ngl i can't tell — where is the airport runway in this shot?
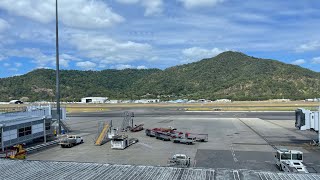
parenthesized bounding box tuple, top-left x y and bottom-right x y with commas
(68, 108, 295, 120)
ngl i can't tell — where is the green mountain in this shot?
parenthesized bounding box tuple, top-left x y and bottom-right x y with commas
(0, 51, 319, 101)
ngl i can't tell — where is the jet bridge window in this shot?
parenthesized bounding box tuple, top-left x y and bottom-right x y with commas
(292, 154, 303, 160)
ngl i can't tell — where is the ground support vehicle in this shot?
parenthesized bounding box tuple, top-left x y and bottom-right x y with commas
(173, 138, 195, 145)
(155, 132, 171, 141)
(59, 135, 83, 148)
(167, 154, 191, 167)
(111, 135, 138, 150)
(0, 144, 26, 159)
(185, 133, 208, 142)
(275, 149, 308, 173)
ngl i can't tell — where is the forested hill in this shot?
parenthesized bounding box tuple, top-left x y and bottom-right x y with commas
(0, 51, 319, 101)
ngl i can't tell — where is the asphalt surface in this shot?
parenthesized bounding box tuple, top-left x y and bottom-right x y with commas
(28, 108, 320, 172)
(68, 108, 295, 120)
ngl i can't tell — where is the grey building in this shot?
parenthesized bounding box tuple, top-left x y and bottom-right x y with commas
(0, 107, 53, 151)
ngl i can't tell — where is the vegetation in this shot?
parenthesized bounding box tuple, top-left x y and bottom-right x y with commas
(0, 51, 319, 101)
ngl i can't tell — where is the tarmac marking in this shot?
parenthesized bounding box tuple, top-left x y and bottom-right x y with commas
(230, 145, 238, 162)
(233, 170, 240, 180)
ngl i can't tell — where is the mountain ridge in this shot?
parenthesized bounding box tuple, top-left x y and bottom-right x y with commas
(1, 51, 319, 101)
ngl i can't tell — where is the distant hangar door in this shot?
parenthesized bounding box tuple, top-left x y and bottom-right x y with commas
(86, 99, 93, 103)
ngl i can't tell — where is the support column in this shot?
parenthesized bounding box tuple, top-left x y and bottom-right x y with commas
(1, 126, 4, 152)
(43, 119, 47, 143)
(318, 106, 320, 144)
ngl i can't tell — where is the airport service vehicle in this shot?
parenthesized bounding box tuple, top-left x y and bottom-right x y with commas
(173, 138, 195, 145)
(59, 135, 83, 148)
(131, 124, 144, 132)
(111, 135, 139, 150)
(167, 154, 191, 167)
(185, 133, 208, 142)
(145, 129, 156, 137)
(0, 144, 26, 159)
(155, 131, 171, 141)
(275, 149, 308, 173)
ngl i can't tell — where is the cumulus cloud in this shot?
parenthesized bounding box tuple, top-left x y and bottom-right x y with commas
(14, 62, 22, 67)
(112, 64, 134, 70)
(291, 59, 306, 65)
(0, 0, 124, 29)
(8, 67, 18, 71)
(312, 57, 320, 64)
(296, 41, 320, 52)
(116, 0, 163, 16)
(177, 0, 224, 9)
(137, 65, 147, 69)
(76, 61, 97, 70)
(69, 33, 152, 64)
(0, 18, 9, 32)
(0, 54, 6, 61)
(3, 48, 78, 68)
(181, 47, 225, 63)
(3, 63, 10, 67)
(111, 64, 148, 70)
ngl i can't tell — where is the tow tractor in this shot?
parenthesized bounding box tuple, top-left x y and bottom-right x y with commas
(275, 149, 308, 173)
(0, 144, 27, 159)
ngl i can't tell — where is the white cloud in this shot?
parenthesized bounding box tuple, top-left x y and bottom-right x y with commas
(296, 41, 320, 52)
(3, 48, 78, 68)
(137, 65, 147, 69)
(0, 0, 124, 29)
(181, 47, 225, 63)
(112, 64, 135, 70)
(8, 67, 18, 71)
(116, 0, 163, 16)
(312, 57, 320, 64)
(111, 64, 148, 70)
(177, 0, 224, 9)
(14, 62, 22, 67)
(0, 18, 9, 32)
(0, 54, 6, 61)
(69, 33, 152, 64)
(291, 59, 306, 65)
(3, 62, 10, 67)
(76, 61, 97, 70)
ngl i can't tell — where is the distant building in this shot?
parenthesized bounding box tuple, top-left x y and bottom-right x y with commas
(215, 99, 232, 103)
(269, 99, 291, 102)
(305, 98, 319, 102)
(107, 100, 120, 104)
(134, 99, 160, 103)
(81, 97, 108, 103)
(174, 99, 188, 103)
(9, 100, 23, 104)
(187, 100, 197, 103)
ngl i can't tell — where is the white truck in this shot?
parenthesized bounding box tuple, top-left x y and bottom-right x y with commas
(167, 154, 191, 167)
(275, 149, 308, 173)
(59, 135, 83, 148)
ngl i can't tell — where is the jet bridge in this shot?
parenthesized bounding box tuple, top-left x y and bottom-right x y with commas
(295, 107, 320, 144)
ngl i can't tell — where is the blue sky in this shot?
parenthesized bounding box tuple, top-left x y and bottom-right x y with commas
(0, 0, 319, 78)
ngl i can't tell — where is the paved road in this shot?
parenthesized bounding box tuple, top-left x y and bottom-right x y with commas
(68, 108, 295, 120)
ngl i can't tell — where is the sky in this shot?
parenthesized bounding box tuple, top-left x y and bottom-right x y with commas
(0, 0, 319, 77)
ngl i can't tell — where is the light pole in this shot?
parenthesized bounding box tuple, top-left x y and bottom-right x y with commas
(55, 0, 61, 135)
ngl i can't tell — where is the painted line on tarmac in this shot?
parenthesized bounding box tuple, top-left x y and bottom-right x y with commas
(185, 111, 293, 113)
(230, 145, 238, 163)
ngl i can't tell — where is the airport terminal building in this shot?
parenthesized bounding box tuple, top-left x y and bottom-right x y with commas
(0, 107, 53, 151)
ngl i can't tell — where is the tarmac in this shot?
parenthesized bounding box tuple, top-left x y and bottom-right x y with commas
(27, 108, 320, 173)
